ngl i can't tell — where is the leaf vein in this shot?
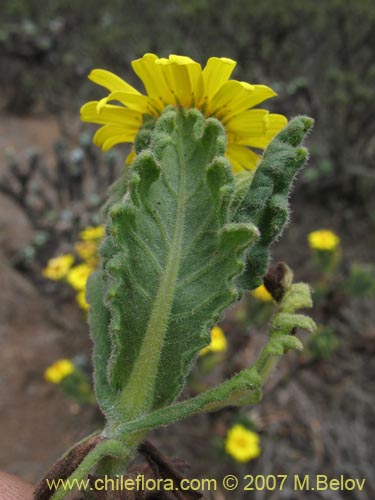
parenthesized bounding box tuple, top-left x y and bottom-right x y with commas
(177, 255, 226, 289)
(124, 267, 153, 303)
(127, 229, 163, 274)
(183, 210, 216, 255)
(161, 172, 177, 198)
(144, 201, 172, 249)
(172, 290, 227, 320)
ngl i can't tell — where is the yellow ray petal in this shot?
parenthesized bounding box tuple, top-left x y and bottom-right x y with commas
(80, 101, 107, 124)
(226, 144, 259, 172)
(96, 91, 157, 115)
(226, 109, 269, 138)
(170, 55, 204, 104)
(202, 57, 237, 105)
(207, 80, 252, 117)
(102, 134, 136, 151)
(221, 84, 277, 124)
(93, 125, 138, 149)
(89, 69, 140, 94)
(226, 156, 245, 174)
(266, 113, 288, 137)
(157, 56, 203, 107)
(211, 81, 276, 122)
(132, 53, 174, 108)
(234, 113, 288, 148)
(80, 101, 142, 127)
(157, 59, 191, 106)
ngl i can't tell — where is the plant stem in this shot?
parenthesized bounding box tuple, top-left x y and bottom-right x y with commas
(114, 346, 281, 438)
(49, 439, 128, 500)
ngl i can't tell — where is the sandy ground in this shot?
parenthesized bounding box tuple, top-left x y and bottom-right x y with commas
(0, 115, 99, 483)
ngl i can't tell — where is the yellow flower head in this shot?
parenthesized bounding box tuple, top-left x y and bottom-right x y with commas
(76, 290, 90, 311)
(66, 264, 94, 291)
(225, 424, 261, 463)
(81, 54, 287, 173)
(251, 283, 273, 302)
(44, 359, 75, 384)
(200, 325, 227, 356)
(42, 254, 74, 281)
(79, 225, 105, 241)
(308, 230, 340, 251)
(74, 240, 99, 260)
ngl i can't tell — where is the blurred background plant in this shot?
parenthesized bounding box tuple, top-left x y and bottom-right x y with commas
(44, 358, 95, 405)
(1, 0, 374, 212)
(304, 229, 375, 362)
(42, 224, 103, 311)
(0, 136, 122, 278)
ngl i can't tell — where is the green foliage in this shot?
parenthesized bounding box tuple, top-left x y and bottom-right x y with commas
(87, 111, 312, 429)
(113, 265, 316, 437)
(88, 107, 260, 421)
(234, 117, 313, 290)
(44, 111, 316, 497)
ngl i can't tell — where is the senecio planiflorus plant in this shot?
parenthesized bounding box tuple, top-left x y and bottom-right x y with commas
(36, 54, 316, 499)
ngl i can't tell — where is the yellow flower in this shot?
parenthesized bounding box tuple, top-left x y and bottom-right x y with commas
(81, 54, 287, 173)
(79, 225, 105, 241)
(45, 359, 75, 384)
(225, 424, 261, 462)
(74, 240, 98, 260)
(66, 264, 94, 291)
(42, 254, 74, 281)
(200, 326, 227, 356)
(308, 230, 340, 251)
(76, 290, 90, 311)
(251, 284, 273, 302)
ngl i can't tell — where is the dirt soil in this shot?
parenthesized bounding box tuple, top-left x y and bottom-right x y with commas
(0, 115, 99, 483)
(0, 114, 374, 499)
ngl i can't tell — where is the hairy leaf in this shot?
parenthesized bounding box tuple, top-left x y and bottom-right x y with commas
(89, 108, 259, 420)
(234, 116, 314, 290)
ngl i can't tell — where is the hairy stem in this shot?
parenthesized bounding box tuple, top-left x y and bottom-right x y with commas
(115, 342, 282, 438)
(49, 440, 128, 500)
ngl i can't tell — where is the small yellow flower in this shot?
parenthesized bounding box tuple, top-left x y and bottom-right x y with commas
(66, 264, 94, 291)
(74, 240, 98, 260)
(45, 359, 75, 384)
(225, 424, 261, 463)
(42, 254, 74, 281)
(200, 326, 227, 356)
(81, 54, 287, 173)
(251, 284, 273, 302)
(76, 290, 90, 311)
(79, 225, 105, 241)
(308, 230, 340, 251)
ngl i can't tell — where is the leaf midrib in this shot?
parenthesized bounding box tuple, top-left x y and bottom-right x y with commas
(120, 132, 187, 419)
